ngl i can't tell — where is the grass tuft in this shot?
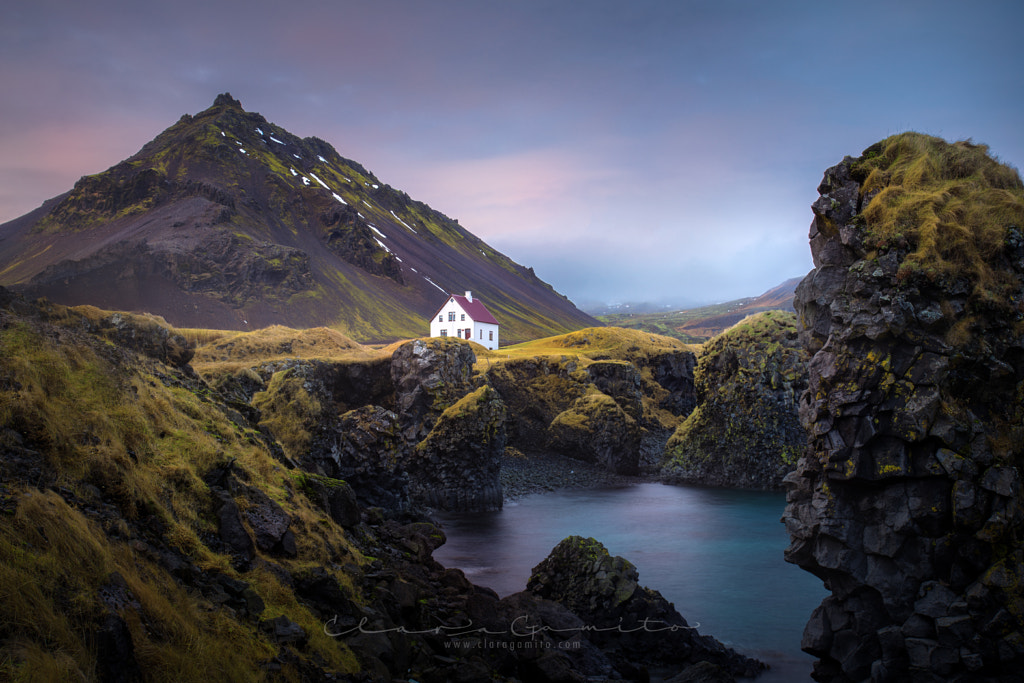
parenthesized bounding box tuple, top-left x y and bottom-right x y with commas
(853, 133, 1024, 303)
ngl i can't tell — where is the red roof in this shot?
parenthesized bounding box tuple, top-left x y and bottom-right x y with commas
(432, 293, 499, 325)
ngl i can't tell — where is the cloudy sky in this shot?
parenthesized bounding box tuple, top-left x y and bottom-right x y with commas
(2, 1, 1022, 308)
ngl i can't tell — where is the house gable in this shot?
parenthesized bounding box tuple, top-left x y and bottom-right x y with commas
(428, 291, 500, 350)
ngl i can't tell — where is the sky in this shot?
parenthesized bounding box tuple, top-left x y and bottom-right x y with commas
(2, 0, 1022, 309)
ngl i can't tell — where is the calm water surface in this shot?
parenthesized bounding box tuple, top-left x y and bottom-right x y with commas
(433, 482, 826, 681)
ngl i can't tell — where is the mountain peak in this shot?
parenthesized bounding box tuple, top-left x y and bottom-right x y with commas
(212, 92, 243, 109)
(0, 98, 599, 343)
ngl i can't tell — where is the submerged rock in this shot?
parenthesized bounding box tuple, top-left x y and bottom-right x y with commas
(784, 134, 1024, 682)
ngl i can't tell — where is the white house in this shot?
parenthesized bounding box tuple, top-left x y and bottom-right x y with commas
(429, 291, 500, 350)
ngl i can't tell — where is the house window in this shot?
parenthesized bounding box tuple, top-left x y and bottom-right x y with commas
(440, 330, 447, 337)
(479, 330, 483, 339)
(438, 315, 443, 322)
(448, 312, 455, 322)
(461, 314, 465, 321)
(489, 331, 493, 341)
(456, 329, 461, 337)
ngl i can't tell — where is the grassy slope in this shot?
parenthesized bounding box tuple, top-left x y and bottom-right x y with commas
(0, 302, 362, 680)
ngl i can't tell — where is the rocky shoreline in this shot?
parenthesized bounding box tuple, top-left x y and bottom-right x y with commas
(500, 446, 647, 501)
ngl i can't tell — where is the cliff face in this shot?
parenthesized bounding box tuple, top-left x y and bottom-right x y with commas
(784, 134, 1024, 681)
(661, 310, 807, 489)
(483, 327, 697, 474)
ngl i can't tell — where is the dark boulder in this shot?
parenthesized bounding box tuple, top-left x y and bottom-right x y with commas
(528, 536, 765, 678)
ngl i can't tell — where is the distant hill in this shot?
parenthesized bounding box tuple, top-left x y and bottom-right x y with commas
(596, 277, 802, 343)
(0, 94, 598, 344)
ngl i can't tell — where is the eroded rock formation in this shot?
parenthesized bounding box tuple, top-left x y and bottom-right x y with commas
(662, 310, 807, 489)
(784, 134, 1024, 681)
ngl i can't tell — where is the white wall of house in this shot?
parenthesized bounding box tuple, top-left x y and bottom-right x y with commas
(429, 296, 500, 350)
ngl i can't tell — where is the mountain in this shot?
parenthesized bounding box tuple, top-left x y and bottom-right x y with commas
(0, 94, 598, 343)
(596, 276, 801, 343)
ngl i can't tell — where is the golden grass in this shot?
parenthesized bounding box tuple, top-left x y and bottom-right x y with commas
(490, 326, 694, 363)
(853, 133, 1024, 302)
(0, 308, 371, 679)
(192, 324, 370, 364)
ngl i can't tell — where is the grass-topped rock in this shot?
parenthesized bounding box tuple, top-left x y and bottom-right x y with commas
(548, 390, 641, 475)
(785, 134, 1024, 681)
(662, 310, 808, 489)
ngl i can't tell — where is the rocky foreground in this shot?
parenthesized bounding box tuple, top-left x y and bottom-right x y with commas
(0, 289, 765, 681)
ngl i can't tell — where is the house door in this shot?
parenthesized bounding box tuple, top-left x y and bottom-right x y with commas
(465, 329, 471, 339)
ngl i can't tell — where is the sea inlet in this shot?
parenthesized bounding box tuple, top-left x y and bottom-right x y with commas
(434, 482, 827, 681)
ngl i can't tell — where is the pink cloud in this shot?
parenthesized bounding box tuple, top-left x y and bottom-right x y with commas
(401, 148, 620, 244)
(0, 119, 163, 222)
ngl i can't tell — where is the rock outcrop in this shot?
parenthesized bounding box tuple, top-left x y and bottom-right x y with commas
(662, 310, 807, 489)
(406, 385, 507, 511)
(528, 536, 765, 679)
(249, 338, 505, 512)
(390, 337, 478, 442)
(484, 335, 698, 476)
(548, 391, 641, 475)
(784, 134, 1024, 681)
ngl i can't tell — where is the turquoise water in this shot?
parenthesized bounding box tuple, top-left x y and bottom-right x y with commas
(433, 482, 826, 681)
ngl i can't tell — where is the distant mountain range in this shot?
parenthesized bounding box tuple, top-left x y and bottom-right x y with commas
(596, 277, 801, 343)
(0, 94, 598, 344)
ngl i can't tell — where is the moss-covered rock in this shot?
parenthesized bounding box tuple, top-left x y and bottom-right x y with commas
(484, 355, 590, 450)
(661, 310, 808, 489)
(407, 385, 507, 511)
(548, 391, 641, 475)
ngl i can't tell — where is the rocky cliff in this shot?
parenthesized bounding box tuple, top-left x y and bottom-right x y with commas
(242, 337, 503, 513)
(0, 289, 757, 681)
(662, 310, 807, 489)
(784, 134, 1024, 681)
(484, 327, 698, 475)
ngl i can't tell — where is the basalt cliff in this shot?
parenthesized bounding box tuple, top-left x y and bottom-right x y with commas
(784, 133, 1024, 681)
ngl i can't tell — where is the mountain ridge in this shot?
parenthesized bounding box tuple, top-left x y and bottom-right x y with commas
(0, 94, 598, 344)
(596, 276, 801, 342)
